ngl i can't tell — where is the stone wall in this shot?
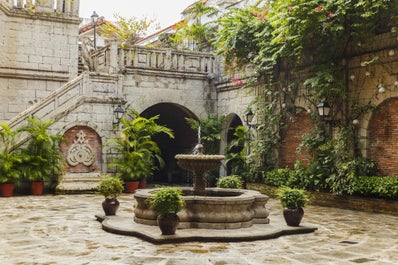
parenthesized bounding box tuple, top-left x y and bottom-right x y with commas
(0, 0, 80, 120)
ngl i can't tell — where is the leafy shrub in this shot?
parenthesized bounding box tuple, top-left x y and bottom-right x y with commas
(352, 176, 398, 200)
(149, 187, 185, 216)
(97, 176, 124, 199)
(216, 175, 243, 189)
(277, 186, 309, 209)
(263, 168, 292, 187)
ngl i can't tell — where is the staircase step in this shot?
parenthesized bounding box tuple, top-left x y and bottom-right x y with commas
(56, 173, 101, 194)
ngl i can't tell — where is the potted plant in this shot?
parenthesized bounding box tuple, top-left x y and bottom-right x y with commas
(216, 175, 243, 189)
(277, 186, 309, 226)
(19, 117, 65, 195)
(109, 109, 174, 193)
(0, 123, 22, 197)
(149, 187, 185, 235)
(97, 176, 124, 215)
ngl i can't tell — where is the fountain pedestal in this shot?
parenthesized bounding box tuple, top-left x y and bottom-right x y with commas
(175, 154, 224, 195)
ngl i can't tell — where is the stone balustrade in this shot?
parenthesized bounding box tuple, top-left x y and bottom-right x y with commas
(93, 43, 216, 75)
(2, 0, 79, 15)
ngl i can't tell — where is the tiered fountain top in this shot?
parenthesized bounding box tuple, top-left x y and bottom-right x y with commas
(174, 127, 224, 195)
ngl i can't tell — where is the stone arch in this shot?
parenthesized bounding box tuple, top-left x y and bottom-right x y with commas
(279, 107, 315, 168)
(368, 97, 398, 176)
(220, 113, 244, 175)
(140, 102, 198, 184)
(60, 125, 102, 173)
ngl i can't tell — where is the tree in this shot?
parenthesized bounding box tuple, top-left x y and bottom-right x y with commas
(100, 14, 159, 45)
(172, 1, 218, 50)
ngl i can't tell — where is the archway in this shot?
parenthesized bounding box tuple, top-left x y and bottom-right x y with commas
(368, 97, 398, 176)
(222, 113, 244, 175)
(141, 103, 198, 184)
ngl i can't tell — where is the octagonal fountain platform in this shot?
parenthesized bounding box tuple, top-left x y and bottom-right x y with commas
(97, 140, 316, 244)
(97, 186, 317, 244)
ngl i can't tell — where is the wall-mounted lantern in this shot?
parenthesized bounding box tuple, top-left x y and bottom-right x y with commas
(113, 105, 125, 125)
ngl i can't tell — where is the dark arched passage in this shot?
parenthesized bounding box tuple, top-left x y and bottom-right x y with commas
(141, 103, 198, 184)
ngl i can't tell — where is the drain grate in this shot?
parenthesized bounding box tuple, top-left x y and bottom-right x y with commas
(339, 240, 358, 244)
(350, 258, 377, 263)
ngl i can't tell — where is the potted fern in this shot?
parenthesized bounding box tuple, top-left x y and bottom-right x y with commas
(109, 109, 174, 193)
(97, 176, 124, 215)
(0, 123, 22, 197)
(278, 186, 309, 226)
(149, 187, 185, 235)
(19, 117, 64, 195)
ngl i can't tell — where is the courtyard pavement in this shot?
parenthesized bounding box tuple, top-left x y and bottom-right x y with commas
(0, 193, 397, 265)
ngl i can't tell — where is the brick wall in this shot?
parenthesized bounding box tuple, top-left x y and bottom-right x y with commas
(60, 126, 102, 173)
(368, 98, 398, 176)
(279, 109, 315, 168)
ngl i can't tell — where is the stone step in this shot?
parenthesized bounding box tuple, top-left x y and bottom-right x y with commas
(56, 173, 101, 194)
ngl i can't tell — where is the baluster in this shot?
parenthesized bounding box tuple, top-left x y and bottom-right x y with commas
(158, 52, 165, 69)
(126, 48, 133, 67)
(171, 53, 178, 70)
(71, 0, 79, 16)
(164, 49, 172, 70)
(16, 0, 23, 8)
(56, 0, 63, 12)
(151, 50, 157, 68)
(63, 0, 71, 14)
(118, 47, 125, 68)
(178, 53, 185, 71)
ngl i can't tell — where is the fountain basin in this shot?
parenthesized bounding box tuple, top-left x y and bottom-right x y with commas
(175, 154, 225, 173)
(134, 187, 270, 229)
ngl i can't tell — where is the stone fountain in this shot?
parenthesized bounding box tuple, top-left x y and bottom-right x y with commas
(133, 128, 270, 229)
(98, 129, 316, 243)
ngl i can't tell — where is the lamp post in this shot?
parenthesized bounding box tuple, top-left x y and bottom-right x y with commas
(91, 11, 99, 49)
(245, 109, 255, 154)
(113, 105, 125, 125)
(316, 102, 331, 120)
(317, 101, 339, 135)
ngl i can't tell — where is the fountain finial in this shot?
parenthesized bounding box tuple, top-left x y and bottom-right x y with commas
(198, 126, 201, 144)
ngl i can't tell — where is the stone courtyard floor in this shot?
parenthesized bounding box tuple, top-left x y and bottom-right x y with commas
(0, 193, 397, 265)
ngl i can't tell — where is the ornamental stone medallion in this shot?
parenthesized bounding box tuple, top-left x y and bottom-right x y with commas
(60, 126, 102, 173)
(67, 130, 95, 167)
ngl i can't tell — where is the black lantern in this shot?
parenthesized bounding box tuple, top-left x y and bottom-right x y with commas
(113, 105, 125, 125)
(316, 102, 331, 119)
(91, 11, 99, 49)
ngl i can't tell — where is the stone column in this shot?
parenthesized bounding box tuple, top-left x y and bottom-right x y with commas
(109, 40, 119, 74)
(71, 0, 79, 16)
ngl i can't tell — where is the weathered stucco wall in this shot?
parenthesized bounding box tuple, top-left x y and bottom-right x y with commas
(0, 0, 80, 120)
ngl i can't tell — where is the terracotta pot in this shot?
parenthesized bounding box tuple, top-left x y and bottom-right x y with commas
(0, 183, 15, 197)
(157, 214, 180, 235)
(31, 181, 44, 196)
(124, 181, 139, 193)
(138, 180, 147, 189)
(283, 207, 304, 226)
(102, 198, 120, 216)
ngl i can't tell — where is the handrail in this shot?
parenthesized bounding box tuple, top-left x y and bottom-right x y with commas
(91, 44, 215, 75)
(7, 72, 123, 130)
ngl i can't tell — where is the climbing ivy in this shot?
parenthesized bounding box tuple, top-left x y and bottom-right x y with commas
(213, 0, 398, 193)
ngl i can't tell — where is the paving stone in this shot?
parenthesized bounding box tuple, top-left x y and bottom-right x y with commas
(0, 194, 397, 264)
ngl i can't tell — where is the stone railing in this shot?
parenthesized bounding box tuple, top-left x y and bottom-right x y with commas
(1, 0, 79, 15)
(92, 42, 216, 75)
(7, 72, 123, 130)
